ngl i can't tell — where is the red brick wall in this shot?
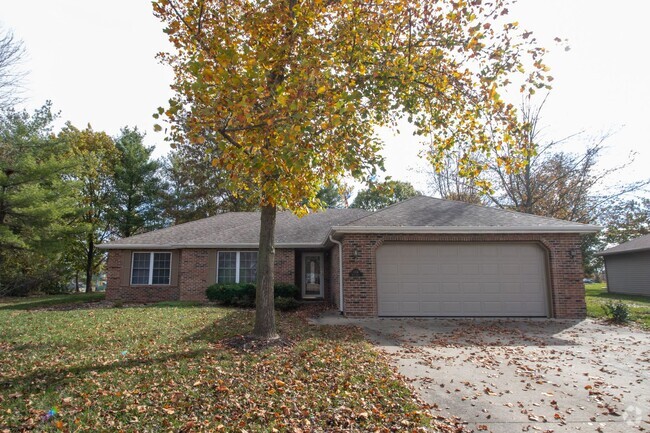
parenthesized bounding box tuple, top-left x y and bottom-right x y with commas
(340, 233, 586, 319)
(106, 248, 297, 303)
(105, 250, 180, 303)
(105, 250, 121, 301)
(179, 249, 210, 301)
(274, 249, 296, 285)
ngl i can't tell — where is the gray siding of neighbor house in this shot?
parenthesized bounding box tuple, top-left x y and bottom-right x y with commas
(605, 251, 650, 296)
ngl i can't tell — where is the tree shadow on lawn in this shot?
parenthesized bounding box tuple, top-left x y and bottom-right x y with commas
(0, 346, 224, 394)
(0, 312, 250, 394)
(183, 309, 255, 344)
(1, 312, 362, 392)
(184, 308, 368, 346)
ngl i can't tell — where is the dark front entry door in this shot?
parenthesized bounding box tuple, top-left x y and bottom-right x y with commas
(302, 253, 324, 298)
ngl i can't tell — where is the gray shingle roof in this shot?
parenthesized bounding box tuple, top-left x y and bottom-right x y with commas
(336, 196, 599, 232)
(99, 208, 370, 249)
(599, 233, 650, 256)
(99, 196, 599, 250)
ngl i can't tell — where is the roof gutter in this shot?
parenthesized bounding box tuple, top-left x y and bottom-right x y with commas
(328, 234, 344, 314)
(330, 225, 602, 234)
(96, 242, 324, 250)
(98, 224, 601, 250)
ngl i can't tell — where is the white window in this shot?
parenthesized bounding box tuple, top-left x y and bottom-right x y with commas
(217, 251, 258, 284)
(131, 252, 172, 285)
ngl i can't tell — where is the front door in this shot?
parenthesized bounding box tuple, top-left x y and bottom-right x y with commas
(302, 253, 324, 298)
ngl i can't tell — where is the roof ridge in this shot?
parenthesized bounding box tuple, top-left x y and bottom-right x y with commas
(421, 195, 594, 226)
(182, 213, 263, 243)
(344, 195, 423, 226)
(332, 208, 373, 226)
(113, 211, 256, 242)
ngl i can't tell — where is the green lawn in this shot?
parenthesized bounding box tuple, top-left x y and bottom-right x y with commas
(585, 283, 650, 328)
(0, 298, 428, 432)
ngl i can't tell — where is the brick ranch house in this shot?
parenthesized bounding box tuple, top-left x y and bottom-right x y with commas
(98, 196, 599, 318)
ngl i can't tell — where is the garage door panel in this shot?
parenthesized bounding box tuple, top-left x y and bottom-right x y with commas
(377, 243, 548, 317)
(460, 282, 480, 294)
(420, 302, 442, 313)
(482, 282, 501, 294)
(461, 263, 480, 275)
(461, 302, 482, 314)
(418, 245, 439, 258)
(400, 245, 420, 257)
(418, 264, 438, 275)
(440, 282, 460, 293)
(439, 264, 459, 274)
(380, 263, 399, 275)
(401, 302, 423, 314)
(380, 302, 400, 315)
(441, 301, 462, 314)
(480, 245, 499, 255)
(398, 263, 419, 274)
(500, 263, 522, 275)
(419, 291, 440, 302)
(480, 264, 499, 275)
(483, 302, 507, 314)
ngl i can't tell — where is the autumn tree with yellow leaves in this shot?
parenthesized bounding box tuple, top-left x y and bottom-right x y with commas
(153, 0, 551, 339)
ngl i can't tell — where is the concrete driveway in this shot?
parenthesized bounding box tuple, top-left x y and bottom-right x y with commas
(314, 315, 650, 432)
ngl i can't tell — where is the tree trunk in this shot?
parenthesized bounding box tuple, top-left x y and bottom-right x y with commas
(253, 203, 278, 340)
(75, 271, 80, 293)
(86, 234, 94, 293)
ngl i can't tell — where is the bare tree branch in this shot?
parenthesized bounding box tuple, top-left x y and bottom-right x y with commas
(0, 28, 27, 109)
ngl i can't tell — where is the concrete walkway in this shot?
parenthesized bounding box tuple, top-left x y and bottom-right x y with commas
(310, 313, 650, 432)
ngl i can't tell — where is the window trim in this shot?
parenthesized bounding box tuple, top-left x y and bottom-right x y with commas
(130, 252, 172, 286)
(216, 251, 258, 284)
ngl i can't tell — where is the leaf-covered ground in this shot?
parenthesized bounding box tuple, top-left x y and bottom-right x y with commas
(585, 283, 650, 328)
(0, 300, 430, 432)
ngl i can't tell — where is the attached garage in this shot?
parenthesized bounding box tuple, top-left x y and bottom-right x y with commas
(376, 243, 550, 317)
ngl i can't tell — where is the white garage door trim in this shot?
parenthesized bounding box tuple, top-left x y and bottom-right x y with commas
(376, 242, 550, 317)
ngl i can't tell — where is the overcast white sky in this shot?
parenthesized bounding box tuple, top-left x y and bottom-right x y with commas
(2, 0, 649, 197)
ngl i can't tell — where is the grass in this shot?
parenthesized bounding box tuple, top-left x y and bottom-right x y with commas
(0, 297, 428, 432)
(0, 292, 105, 310)
(585, 283, 650, 328)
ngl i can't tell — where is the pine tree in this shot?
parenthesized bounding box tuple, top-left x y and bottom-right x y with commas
(0, 103, 82, 295)
(109, 127, 164, 238)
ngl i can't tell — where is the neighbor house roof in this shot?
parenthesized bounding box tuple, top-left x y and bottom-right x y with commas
(599, 233, 650, 256)
(98, 196, 599, 250)
(330, 196, 600, 235)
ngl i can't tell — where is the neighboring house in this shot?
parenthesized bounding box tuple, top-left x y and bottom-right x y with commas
(599, 234, 650, 296)
(98, 196, 599, 318)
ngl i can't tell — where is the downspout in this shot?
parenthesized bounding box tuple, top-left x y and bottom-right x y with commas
(328, 235, 344, 314)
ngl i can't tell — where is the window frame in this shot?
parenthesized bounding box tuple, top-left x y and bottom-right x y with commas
(130, 252, 172, 286)
(216, 251, 258, 284)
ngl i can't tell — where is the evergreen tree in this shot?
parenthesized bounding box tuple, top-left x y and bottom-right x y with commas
(0, 103, 81, 295)
(316, 182, 352, 209)
(352, 180, 420, 211)
(109, 127, 164, 237)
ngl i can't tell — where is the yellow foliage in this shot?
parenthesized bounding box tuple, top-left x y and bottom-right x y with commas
(153, 0, 550, 212)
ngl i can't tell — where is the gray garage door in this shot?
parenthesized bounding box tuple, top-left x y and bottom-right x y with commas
(377, 243, 549, 317)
